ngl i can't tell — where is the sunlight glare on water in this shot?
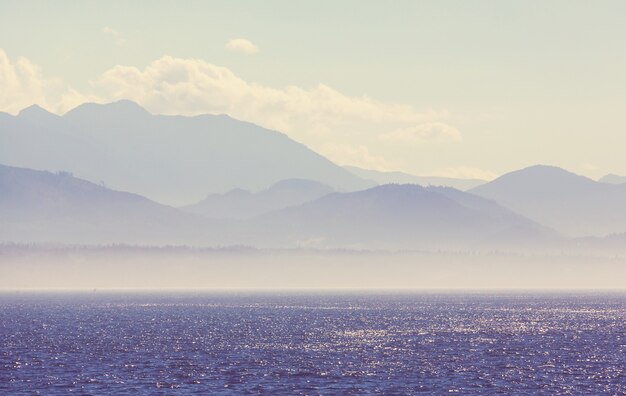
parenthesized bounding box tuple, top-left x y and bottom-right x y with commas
(0, 292, 624, 394)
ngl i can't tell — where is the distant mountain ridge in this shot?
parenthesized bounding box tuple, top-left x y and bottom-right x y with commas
(344, 165, 487, 191)
(1, 164, 553, 250)
(0, 163, 216, 245)
(471, 165, 626, 237)
(181, 178, 334, 219)
(599, 174, 626, 185)
(244, 183, 553, 249)
(0, 101, 373, 205)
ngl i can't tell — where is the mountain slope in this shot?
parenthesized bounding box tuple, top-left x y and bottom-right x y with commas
(181, 178, 334, 219)
(0, 164, 219, 245)
(470, 165, 626, 237)
(1, 165, 554, 250)
(243, 184, 551, 249)
(599, 174, 626, 185)
(0, 101, 372, 205)
(344, 166, 487, 191)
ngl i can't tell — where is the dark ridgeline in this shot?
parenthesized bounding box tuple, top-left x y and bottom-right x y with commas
(4, 161, 626, 252)
(181, 178, 334, 219)
(245, 183, 553, 249)
(0, 164, 218, 245)
(0, 163, 554, 250)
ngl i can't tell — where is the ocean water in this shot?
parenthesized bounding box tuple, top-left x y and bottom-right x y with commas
(0, 292, 624, 394)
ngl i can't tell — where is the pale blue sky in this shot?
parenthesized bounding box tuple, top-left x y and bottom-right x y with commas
(2, 0, 626, 178)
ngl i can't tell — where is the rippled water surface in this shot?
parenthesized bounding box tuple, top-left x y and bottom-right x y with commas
(1, 292, 624, 394)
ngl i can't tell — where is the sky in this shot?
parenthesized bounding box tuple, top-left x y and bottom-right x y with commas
(1, 0, 626, 180)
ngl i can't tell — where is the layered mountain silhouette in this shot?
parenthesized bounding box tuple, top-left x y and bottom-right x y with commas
(1, 164, 553, 250)
(181, 179, 334, 219)
(471, 165, 626, 237)
(4, 102, 622, 247)
(344, 166, 486, 191)
(0, 101, 372, 205)
(599, 174, 626, 185)
(244, 184, 552, 249)
(0, 163, 218, 245)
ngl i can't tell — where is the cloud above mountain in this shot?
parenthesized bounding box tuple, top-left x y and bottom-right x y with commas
(225, 38, 259, 54)
(381, 122, 462, 144)
(0, 50, 64, 114)
(92, 55, 446, 130)
(0, 48, 458, 170)
(92, 56, 457, 168)
(320, 144, 398, 171)
(0, 49, 95, 115)
(102, 27, 127, 46)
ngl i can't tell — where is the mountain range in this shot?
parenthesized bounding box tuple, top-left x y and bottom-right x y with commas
(244, 183, 553, 249)
(181, 179, 334, 219)
(0, 101, 372, 205)
(0, 163, 216, 245)
(471, 165, 626, 237)
(0, 163, 554, 249)
(3, 101, 626, 245)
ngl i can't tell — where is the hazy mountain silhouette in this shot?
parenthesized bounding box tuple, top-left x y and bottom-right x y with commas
(181, 178, 334, 219)
(17, 104, 61, 123)
(344, 166, 486, 191)
(244, 184, 552, 249)
(599, 174, 626, 185)
(470, 165, 626, 237)
(0, 101, 373, 205)
(0, 164, 219, 245)
(2, 164, 555, 250)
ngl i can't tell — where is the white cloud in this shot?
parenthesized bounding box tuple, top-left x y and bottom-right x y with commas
(381, 122, 462, 144)
(0, 50, 458, 171)
(428, 166, 497, 181)
(0, 49, 94, 114)
(225, 38, 259, 55)
(321, 144, 396, 171)
(92, 55, 447, 138)
(102, 27, 127, 45)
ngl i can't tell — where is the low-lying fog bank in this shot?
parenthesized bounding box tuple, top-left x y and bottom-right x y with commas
(2, 245, 624, 290)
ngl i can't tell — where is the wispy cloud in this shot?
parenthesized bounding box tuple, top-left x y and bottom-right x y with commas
(381, 122, 461, 144)
(0, 49, 454, 170)
(225, 38, 259, 55)
(0, 49, 93, 114)
(92, 56, 449, 155)
(321, 144, 397, 171)
(102, 27, 127, 45)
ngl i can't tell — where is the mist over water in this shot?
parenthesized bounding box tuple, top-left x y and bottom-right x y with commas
(2, 247, 626, 290)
